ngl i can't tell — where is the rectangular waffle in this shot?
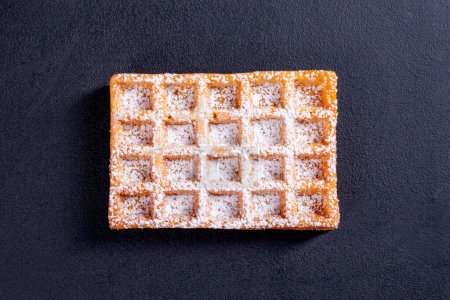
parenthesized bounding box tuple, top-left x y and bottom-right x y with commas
(109, 70, 338, 230)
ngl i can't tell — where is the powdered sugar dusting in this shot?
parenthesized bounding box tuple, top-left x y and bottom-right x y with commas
(295, 121, 323, 144)
(110, 71, 339, 230)
(121, 195, 152, 219)
(253, 119, 282, 145)
(297, 194, 323, 215)
(121, 85, 152, 110)
(251, 157, 283, 181)
(208, 157, 240, 181)
(165, 194, 195, 216)
(210, 86, 237, 109)
(122, 123, 153, 145)
(167, 124, 196, 145)
(296, 158, 323, 180)
(166, 158, 197, 181)
(252, 193, 281, 217)
(123, 160, 151, 183)
(209, 122, 239, 145)
(209, 194, 239, 218)
(167, 85, 195, 109)
(296, 84, 321, 106)
(252, 83, 281, 107)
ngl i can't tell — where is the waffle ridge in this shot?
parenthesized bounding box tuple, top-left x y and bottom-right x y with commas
(109, 70, 338, 230)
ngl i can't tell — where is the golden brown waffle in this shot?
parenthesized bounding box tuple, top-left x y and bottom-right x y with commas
(109, 71, 338, 230)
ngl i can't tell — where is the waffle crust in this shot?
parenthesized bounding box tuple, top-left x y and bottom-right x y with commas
(109, 71, 338, 230)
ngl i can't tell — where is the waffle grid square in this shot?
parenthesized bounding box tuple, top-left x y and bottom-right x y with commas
(110, 71, 338, 230)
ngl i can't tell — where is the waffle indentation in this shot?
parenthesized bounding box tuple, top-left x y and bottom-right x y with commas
(121, 85, 152, 110)
(252, 193, 281, 217)
(296, 157, 323, 180)
(122, 160, 151, 183)
(252, 119, 283, 145)
(210, 86, 237, 109)
(208, 157, 240, 181)
(296, 194, 323, 216)
(122, 123, 153, 146)
(208, 193, 240, 218)
(252, 83, 281, 107)
(166, 157, 197, 181)
(295, 84, 321, 106)
(167, 85, 195, 110)
(251, 157, 283, 181)
(167, 123, 196, 145)
(295, 121, 323, 144)
(209, 122, 240, 146)
(164, 193, 196, 217)
(120, 195, 152, 220)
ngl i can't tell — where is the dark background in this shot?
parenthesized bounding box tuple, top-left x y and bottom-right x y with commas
(1, 0, 449, 299)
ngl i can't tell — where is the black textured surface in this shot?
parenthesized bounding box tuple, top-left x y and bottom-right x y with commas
(1, 1, 449, 299)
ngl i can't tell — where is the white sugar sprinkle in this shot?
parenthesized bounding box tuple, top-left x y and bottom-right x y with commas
(121, 195, 151, 219)
(296, 158, 323, 179)
(252, 193, 281, 217)
(210, 86, 237, 109)
(253, 119, 282, 145)
(122, 123, 153, 145)
(167, 124, 196, 145)
(167, 85, 195, 109)
(251, 157, 283, 181)
(295, 121, 323, 144)
(209, 194, 239, 218)
(209, 122, 239, 145)
(123, 160, 151, 183)
(165, 194, 195, 216)
(252, 83, 281, 107)
(121, 85, 152, 110)
(208, 157, 240, 181)
(297, 194, 323, 215)
(295, 84, 321, 106)
(166, 158, 196, 181)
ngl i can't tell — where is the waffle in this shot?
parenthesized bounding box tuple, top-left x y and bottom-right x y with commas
(109, 70, 338, 230)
